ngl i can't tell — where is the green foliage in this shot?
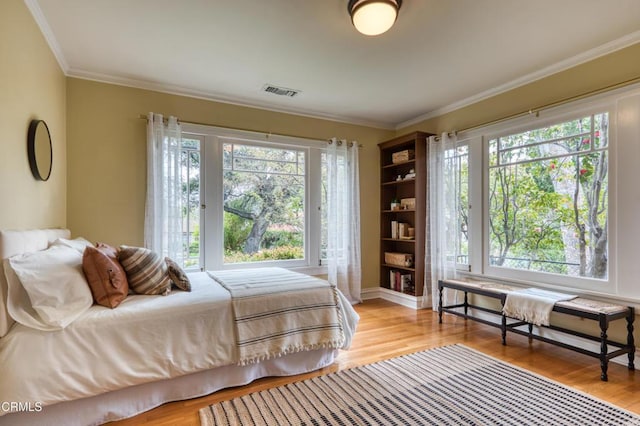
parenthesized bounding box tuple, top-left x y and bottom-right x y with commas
(223, 142, 305, 256)
(488, 113, 608, 279)
(261, 228, 303, 248)
(224, 245, 304, 263)
(224, 210, 252, 252)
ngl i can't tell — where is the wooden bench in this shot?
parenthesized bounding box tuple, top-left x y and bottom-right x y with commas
(438, 278, 635, 381)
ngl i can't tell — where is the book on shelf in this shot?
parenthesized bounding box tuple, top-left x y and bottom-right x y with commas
(389, 270, 413, 292)
(400, 274, 412, 292)
(391, 221, 414, 240)
(398, 222, 407, 239)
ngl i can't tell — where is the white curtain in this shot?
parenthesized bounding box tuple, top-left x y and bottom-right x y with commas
(424, 132, 459, 310)
(326, 138, 361, 303)
(144, 112, 184, 264)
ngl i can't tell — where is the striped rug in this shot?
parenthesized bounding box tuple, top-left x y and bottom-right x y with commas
(199, 344, 640, 425)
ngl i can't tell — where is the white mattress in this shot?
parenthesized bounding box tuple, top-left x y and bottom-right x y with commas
(0, 272, 237, 410)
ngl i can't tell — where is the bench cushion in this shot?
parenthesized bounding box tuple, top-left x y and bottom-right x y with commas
(557, 298, 629, 315)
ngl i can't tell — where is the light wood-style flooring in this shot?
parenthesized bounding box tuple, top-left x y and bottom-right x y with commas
(112, 298, 639, 425)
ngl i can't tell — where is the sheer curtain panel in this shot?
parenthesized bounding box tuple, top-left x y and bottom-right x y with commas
(326, 138, 362, 303)
(424, 132, 459, 310)
(144, 113, 184, 264)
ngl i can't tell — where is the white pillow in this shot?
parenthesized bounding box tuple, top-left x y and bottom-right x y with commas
(5, 245, 92, 330)
(50, 237, 92, 253)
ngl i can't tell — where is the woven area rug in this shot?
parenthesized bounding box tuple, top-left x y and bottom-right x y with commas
(199, 344, 640, 425)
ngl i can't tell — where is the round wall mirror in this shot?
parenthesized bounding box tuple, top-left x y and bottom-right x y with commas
(27, 119, 53, 181)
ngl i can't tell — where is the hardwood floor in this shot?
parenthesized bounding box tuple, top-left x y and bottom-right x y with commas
(111, 298, 638, 425)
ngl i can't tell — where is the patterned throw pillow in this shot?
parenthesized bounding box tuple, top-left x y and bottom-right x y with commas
(118, 246, 171, 296)
(165, 257, 191, 291)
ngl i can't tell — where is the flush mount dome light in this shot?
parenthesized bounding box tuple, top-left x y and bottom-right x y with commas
(348, 0, 402, 36)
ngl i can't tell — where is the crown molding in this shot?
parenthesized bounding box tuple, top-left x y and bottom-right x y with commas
(24, 0, 68, 73)
(396, 30, 640, 130)
(65, 69, 396, 130)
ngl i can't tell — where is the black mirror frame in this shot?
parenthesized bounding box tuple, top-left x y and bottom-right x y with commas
(27, 119, 53, 181)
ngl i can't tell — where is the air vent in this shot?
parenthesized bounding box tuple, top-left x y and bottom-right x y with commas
(262, 84, 301, 97)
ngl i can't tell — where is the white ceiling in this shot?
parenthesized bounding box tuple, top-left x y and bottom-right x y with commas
(29, 0, 640, 129)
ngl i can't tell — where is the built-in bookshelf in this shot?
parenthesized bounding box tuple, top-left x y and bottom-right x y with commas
(378, 132, 430, 297)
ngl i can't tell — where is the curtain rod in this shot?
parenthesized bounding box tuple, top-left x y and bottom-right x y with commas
(327, 138, 361, 148)
(138, 114, 361, 147)
(435, 75, 640, 140)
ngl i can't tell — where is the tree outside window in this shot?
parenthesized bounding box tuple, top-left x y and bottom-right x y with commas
(222, 143, 305, 264)
(488, 113, 608, 279)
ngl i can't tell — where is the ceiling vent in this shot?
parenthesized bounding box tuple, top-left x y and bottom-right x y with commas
(262, 84, 300, 97)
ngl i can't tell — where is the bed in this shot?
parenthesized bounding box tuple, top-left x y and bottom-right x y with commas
(0, 228, 359, 425)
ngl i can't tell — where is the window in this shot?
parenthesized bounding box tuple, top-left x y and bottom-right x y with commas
(451, 85, 640, 299)
(180, 125, 325, 273)
(446, 144, 470, 267)
(222, 142, 306, 264)
(180, 137, 202, 269)
(320, 152, 328, 261)
(486, 112, 609, 282)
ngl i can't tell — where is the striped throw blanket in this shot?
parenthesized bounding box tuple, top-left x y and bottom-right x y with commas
(208, 268, 345, 365)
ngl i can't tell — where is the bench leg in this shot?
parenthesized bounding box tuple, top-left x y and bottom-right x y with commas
(627, 307, 635, 370)
(501, 314, 507, 345)
(599, 315, 609, 381)
(464, 291, 468, 317)
(438, 282, 443, 324)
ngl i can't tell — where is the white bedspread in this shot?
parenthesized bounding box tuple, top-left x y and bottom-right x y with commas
(0, 273, 234, 411)
(0, 271, 359, 415)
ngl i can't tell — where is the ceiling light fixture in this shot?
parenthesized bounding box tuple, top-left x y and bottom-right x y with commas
(348, 0, 402, 36)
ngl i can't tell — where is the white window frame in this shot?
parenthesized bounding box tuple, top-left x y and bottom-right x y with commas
(459, 89, 627, 295)
(484, 105, 615, 292)
(181, 123, 327, 275)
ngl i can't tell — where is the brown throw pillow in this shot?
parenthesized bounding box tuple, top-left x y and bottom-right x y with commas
(95, 242, 119, 258)
(118, 246, 171, 296)
(82, 245, 129, 308)
(165, 257, 191, 291)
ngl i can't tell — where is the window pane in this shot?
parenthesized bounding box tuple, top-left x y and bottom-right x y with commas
(223, 143, 305, 264)
(454, 145, 469, 264)
(498, 116, 591, 150)
(181, 138, 201, 269)
(498, 136, 590, 165)
(593, 113, 609, 148)
(321, 152, 328, 261)
(488, 113, 608, 279)
(489, 138, 498, 166)
(443, 144, 469, 265)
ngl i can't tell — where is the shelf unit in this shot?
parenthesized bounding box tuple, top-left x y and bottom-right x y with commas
(378, 132, 431, 297)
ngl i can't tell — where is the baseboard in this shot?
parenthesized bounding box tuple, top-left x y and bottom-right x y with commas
(361, 287, 425, 309)
(360, 287, 381, 301)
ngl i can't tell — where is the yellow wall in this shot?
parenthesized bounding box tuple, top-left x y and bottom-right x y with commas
(0, 0, 66, 230)
(66, 79, 393, 287)
(399, 42, 640, 136)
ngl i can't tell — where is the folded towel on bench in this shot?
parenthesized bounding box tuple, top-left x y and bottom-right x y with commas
(503, 288, 577, 326)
